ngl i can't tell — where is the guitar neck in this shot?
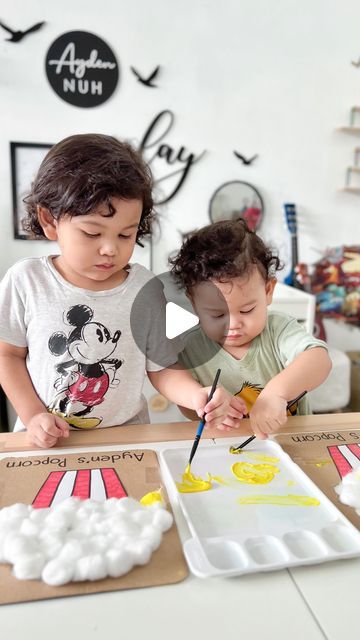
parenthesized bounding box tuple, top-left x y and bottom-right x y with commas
(291, 235, 298, 269)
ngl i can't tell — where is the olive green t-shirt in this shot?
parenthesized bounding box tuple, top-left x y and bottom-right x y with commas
(178, 312, 328, 414)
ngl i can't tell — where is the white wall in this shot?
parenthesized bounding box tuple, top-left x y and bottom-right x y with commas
(1, 0, 359, 348)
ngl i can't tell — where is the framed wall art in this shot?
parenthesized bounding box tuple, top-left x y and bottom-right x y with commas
(10, 141, 52, 240)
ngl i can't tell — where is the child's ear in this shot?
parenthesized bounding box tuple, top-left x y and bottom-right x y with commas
(265, 278, 277, 305)
(37, 206, 58, 241)
(185, 291, 196, 311)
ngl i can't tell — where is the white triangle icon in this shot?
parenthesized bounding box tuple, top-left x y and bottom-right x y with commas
(166, 302, 199, 339)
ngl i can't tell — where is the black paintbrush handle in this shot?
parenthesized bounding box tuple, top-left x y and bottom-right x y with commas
(188, 368, 221, 465)
(232, 391, 307, 452)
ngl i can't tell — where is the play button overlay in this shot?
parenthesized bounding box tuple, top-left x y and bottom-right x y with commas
(166, 302, 199, 339)
(130, 270, 227, 369)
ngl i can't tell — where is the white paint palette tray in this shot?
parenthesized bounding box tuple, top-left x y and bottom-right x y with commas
(160, 441, 360, 578)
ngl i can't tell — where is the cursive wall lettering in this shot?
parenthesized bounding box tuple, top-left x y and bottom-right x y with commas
(139, 110, 206, 204)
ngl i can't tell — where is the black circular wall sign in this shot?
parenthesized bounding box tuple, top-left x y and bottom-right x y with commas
(45, 31, 119, 108)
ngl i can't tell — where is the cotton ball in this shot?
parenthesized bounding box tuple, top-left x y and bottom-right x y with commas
(105, 548, 134, 578)
(124, 540, 153, 566)
(0, 503, 30, 521)
(0, 503, 30, 532)
(335, 467, 360, 510)
(115, 497, 140, 514)
(58, 539, 83, 563)
(12, 552, 46, 580)
(20, 518, 41, 537)
(56, 497, 80, 513)
(94, 515, 121, 534)
(52, 502, 78, 527)
(88, 510, 103, 525)
(87, 534, 109, 554)
(109, 519, 140, 537)
(131, 509, 152, 527)
(140, 524, 162, 551)
(78, 499, 101, 513)
(103, 498, 121, 512)
(111, 534, 133, 550)
(42, 558, 75, 586)
(29, 508, 49, 523)
(73, 554, 107, 582)
(74, 521, 96, 537)
(3, 533, 38, 564)
(40, 531, 65, 559)
(65, 530, 84, 545)
(151, 508, 173, 532)
(147, 501, 164, 513)
(44, 510, 71, 533)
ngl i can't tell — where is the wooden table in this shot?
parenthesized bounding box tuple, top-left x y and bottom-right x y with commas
(1, 413, 359, 640)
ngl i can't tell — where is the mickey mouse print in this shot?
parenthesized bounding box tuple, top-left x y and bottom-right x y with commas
(47, 304, 123, 429)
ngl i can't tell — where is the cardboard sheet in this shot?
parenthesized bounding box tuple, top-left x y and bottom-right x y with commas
(274, 429, 360, 530)
(0, 449, 188, 605)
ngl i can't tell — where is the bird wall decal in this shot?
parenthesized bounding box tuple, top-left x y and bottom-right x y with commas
(233, 151, 258, 165)
(130, 65, 160, 88)
(0, 20, 45, 42)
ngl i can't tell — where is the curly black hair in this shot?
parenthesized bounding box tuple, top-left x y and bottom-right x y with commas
(169, 219, 282, 293)
(23, 133, 155, 244)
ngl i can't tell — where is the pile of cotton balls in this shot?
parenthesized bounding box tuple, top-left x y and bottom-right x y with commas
(335, 466, 360, 515)
(0, 497, 173, 586)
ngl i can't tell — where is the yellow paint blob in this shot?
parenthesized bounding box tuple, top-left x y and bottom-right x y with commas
(230, 446, 243, 455)
(238, 494, 320, 506)
(176, 464, 213, 493)
(231, 461, 280, 484)
(287, 480, 296, 487)
(140, 489, 163, 506)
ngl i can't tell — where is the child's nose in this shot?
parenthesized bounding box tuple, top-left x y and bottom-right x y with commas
(229, 313, 243, 328)
(99, 241, 117, 256)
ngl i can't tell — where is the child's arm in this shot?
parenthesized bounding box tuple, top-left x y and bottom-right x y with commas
(250, 347, 332, 439)
(0, 341, 69, 448)
(147, 365, 245, 430)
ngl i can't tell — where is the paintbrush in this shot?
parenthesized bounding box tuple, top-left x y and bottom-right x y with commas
(188, 368, 221, 466)
(230, 390, 307, 453)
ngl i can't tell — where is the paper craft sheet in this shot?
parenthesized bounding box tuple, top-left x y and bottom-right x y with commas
(0, 449, 188, 605)
(274, 429, 360, 529)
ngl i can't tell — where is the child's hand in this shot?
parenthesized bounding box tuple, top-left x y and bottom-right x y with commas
(26, 412, 70, 448)
(216, 395, 248, 431)
(249, 392, 288, 439)
(194, 387, 245, 431)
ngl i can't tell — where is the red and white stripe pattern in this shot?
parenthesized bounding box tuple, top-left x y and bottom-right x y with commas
(328, 444, 360, 479)
(32, 468, 127, 509)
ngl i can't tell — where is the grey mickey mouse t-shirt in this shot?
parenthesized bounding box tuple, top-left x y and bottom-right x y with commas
(0, 257, 178, 431)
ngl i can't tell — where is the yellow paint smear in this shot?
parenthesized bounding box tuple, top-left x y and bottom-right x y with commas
(232, 461, 280, 484)
(176, 464, 213, 493)
(311, 460, 332, 468)
(238, 494, 320, 506)
(229, 447, 279, 464)
(140, 489, 163, 506)
(208, 474, 230, 486)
